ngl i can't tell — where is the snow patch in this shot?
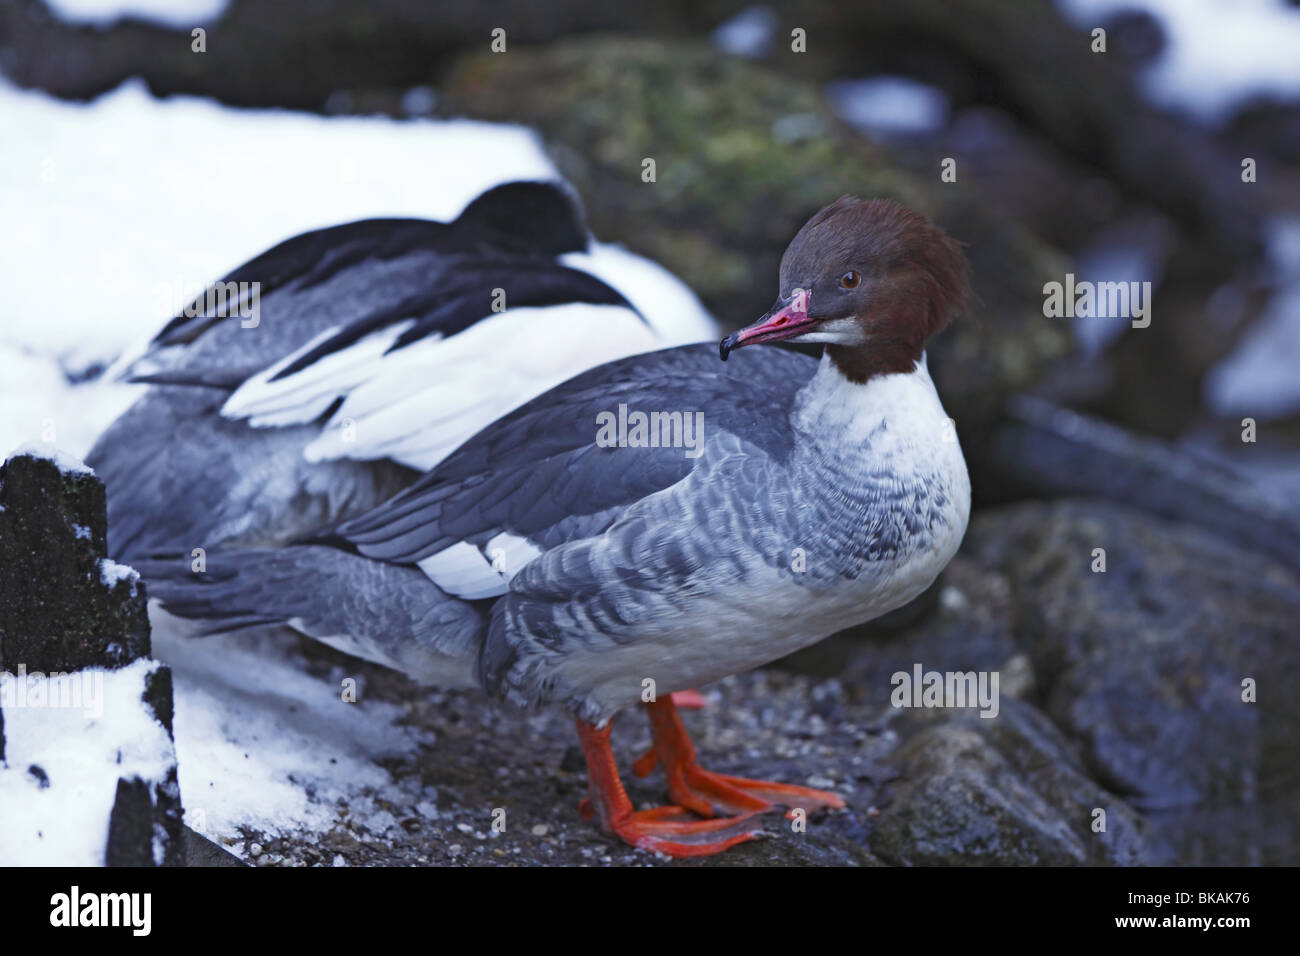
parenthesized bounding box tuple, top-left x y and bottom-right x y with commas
(99, 558, 141, 597)
(0, 659, 175, 866)
(0, 76, 714, 463)
(1055, 0, 1300, 124)
(44, 0, 228, 28)
(149, 610, 427, 855)
(826, 76, 951, 138)
(4, 444, 94, 476)
(712, 6, 778, 59)
(1205, 216, 1300, 419)
(0, 76, 557, 459)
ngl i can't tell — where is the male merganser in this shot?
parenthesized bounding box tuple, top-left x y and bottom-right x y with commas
(138, 196, 971, 857)
(88, 181, 716, 558)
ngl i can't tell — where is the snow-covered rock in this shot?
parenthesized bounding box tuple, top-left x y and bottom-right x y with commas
(0, 452, 182, 865)
(0, 659, 182, 866)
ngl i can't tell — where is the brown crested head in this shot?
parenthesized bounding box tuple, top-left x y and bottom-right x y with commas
(720, 196, 970, 382)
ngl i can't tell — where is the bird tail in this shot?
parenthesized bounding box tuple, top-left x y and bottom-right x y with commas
(131, 545, 485, 688)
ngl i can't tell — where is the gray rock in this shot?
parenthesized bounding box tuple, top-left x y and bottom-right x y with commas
(869, 700, 1147, 866)
(106, 767, 184, 867)
(971, 396, 1300, 576)
(774, 498, 1298, 865)
(785, 555, 1149, 865)
(105, 664, 186, 868)
(0, 454, 150, 671)
(183, 826, 247, 867)
(967, 499, 1300, 864)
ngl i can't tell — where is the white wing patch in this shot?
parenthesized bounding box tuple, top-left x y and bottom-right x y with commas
(484, 531, 543, 580)
(417, 533, 541, 600)
(224, 301, 661, 472)
(562, 243, 718, 346)
(221, 321, 422, 428)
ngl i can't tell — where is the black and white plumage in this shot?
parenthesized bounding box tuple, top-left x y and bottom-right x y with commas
(139, 341, 967, 718)
(131, 194, 973, 855)
(89, 181, 716, 557)
(135, 196, 972, 719)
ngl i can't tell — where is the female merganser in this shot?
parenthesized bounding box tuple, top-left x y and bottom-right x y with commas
(138, 196, 971, 857)
(89, 181, 716, 557)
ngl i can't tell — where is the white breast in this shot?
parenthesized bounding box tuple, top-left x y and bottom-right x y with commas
(555, 354, 971, 721)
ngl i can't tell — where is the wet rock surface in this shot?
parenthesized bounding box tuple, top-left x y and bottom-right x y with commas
(968, 397, 1300, 576)
(967, 500, 1300, 865)
(870, 702, 1147, 866)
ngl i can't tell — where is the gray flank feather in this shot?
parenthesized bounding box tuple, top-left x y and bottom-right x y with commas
(134, 545, 484, 686)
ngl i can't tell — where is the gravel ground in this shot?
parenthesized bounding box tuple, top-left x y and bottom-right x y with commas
(213, 637, 895, 867)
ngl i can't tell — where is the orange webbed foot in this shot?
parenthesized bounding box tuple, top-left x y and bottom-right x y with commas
(575, 717, 765, 858)
(644, 696, 846, 819)
(607, 804, 765, 857)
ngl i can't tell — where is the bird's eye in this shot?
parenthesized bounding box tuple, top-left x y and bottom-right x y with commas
(840, 270, 861, 289)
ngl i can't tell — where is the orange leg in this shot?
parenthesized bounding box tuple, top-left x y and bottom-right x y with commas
(634, 696, 846, 819)
(575, 718, 764, 857)
(628, 690, 706, 776)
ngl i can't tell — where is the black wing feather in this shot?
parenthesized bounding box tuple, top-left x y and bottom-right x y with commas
(151, 181, 591, 349)
(323, 344, 814, 564)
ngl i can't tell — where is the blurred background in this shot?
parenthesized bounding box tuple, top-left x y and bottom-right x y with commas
(3, 0, 1300, 487)
(1, 0, 1297, 866)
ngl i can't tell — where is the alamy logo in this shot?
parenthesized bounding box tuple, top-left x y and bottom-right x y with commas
(153, 278, 262, 329)
(0, 665, 103, 718)
(1042, 273, 1151, 328)
(50, 886, 151, 936)
(595, 404, 705, 459)
(890, 663, 1000, 718)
